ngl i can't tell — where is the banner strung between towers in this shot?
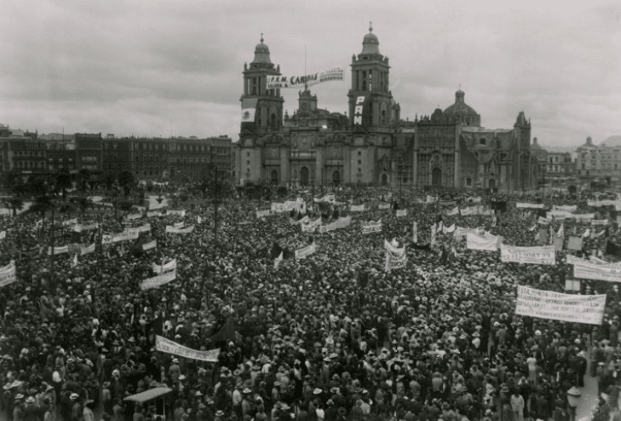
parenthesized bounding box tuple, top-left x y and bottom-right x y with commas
(266, 68, 344, 89)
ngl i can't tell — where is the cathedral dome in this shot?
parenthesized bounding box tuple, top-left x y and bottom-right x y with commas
(360, 25, 380, 55)
(252, 35, 272, 64)
(443, 90, 480, 126)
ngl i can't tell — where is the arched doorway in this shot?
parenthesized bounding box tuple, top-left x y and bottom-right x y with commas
(432, 168, 442, 186)
(270, 170, 279, 185)
(300, 166, 309, 185)
(332, 171, 340, 185)
(381, 173, 388, 185)
(489, 179, 496, 189)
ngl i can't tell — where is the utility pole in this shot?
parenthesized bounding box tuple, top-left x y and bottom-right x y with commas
(49, 195, 55, 274)
(213, 169, 219, 246)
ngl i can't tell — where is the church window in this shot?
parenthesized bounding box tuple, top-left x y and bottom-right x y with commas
(479, 138, 486, 145)
(381, 110, 386, 125)
(362, 71, 367, 91)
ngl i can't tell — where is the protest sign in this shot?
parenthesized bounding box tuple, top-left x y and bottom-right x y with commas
(165, 225, 195, 234)
(515, 285, 604, 325)
(295, 243, 317, 259)
(466, 232, 499, 251)
(155, 335, 219, 362)
(152, 259, 177, 274)
(500, 245, 555, 265)
(141, 270, 177, 290)
(362, 221, 382, 234)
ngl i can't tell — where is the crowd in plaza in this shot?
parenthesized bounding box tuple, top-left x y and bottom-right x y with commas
(0, 184, 620, 421)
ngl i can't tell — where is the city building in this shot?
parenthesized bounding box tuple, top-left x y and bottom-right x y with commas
(545, 151, 575, 184)
(576, 136, 621, 185)
(75, 133, 103, 173)
(530, 137, 548, 184)
(101, 136, 232, 181)
(234, 27, 539, 192)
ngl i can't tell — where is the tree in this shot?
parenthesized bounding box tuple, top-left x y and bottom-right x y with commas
(70, 197, 92, 215)
(276, 186, 288, 198)
(118, 171, 135, 197)
(26, 175, 47, 197)
(58, 201, 77, 216)
(2, 197, 24, 217)
(103, 173, 116, 190)
(78, 169, 92, 192)
(56, 169, 72, 200)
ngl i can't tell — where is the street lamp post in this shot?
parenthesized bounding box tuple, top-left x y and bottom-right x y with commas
(567, 386, 582, 421)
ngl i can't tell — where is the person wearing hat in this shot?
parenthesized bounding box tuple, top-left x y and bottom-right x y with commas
(241, 389, 254, 420)
(83, 399, 95, 421)
(169, 358, 181, 383)
(102, 381, 113, 416)
(214, 410, 225, 421)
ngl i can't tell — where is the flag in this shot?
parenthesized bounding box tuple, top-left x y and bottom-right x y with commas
(209, 317, 236, 343)
(605, 240, 621, 259)
(567, 236, 583, 251)
(583, 229, 591, 238)
(549, 225, 554, 245)
(274, 251, 283, 269)
(430, 224, 437, 247)
(556, 224, 564, 239)
(443, 224, 455, 234)
(270, 241, 283, 259)
(413, 222, 418, 244)
(72, 253, 78, 267)
(529, 224, 537, 232)
(197, 216, 202, 224)
(241, 98, 258, 122)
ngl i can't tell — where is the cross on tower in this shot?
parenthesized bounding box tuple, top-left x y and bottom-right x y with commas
(369, 21, 373, 32)
(260, 33, 264, 43)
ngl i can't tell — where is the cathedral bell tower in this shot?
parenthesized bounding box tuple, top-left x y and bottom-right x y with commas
(240, 35, 284, 133)
(347, 24, 397, 128)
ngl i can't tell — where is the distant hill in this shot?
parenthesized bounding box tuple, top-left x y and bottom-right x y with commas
(602, 136, 621, 146)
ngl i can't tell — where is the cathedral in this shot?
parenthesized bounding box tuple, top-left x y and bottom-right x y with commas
(234, 27, 539, 192)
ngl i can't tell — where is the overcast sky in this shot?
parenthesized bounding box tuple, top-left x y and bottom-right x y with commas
(1, 0, 619, 148)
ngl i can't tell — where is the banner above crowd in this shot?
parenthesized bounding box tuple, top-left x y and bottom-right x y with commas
(362, 220, 382, 234)
(466, 232, 500, 251)
(266, 68, 344, 89)
(295, 243, 317, 259)
(153, 259, 177, 274)
(500, 244, 555, 265)
(155, 335, 220, 362)
(165, 225, 194, 234)
(141, 270, 177, 290)
(515, 286, 605, 325)
(0, 261, 16, 287)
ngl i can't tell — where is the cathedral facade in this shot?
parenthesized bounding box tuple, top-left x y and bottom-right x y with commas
(234, 28, 539, 192)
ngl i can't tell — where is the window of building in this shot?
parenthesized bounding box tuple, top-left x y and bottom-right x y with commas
(479, 138, 486, 145)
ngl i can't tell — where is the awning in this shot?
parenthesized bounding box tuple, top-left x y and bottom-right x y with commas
(124, 388, 172, 404)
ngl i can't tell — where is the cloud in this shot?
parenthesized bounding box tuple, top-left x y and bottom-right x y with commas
(0, 0, 619, 147)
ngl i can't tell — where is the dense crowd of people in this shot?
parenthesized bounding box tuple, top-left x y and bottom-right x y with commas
(0, 184, 620, 421)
